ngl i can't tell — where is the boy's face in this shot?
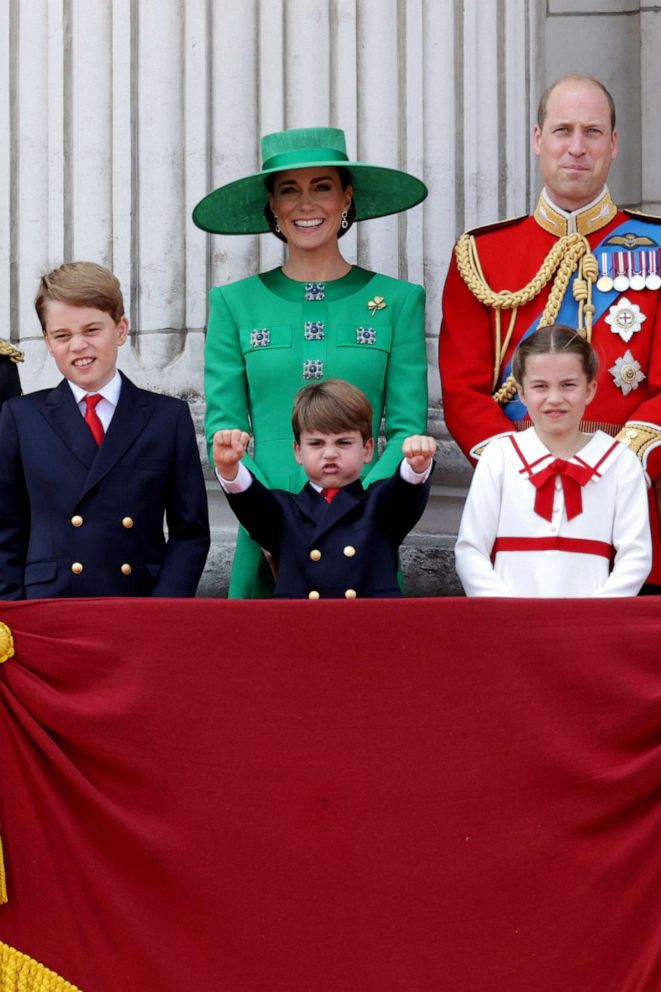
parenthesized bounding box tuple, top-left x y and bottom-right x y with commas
(294, 429, 374, 489)
(43, 301, 128, 393)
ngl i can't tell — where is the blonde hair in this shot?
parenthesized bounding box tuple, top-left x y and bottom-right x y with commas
(35, 262, 125, 331)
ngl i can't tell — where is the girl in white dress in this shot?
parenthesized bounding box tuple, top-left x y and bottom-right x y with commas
(454, 324, 651, 597)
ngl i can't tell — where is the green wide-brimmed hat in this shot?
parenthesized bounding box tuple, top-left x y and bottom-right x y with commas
(192, 127, 428, 235)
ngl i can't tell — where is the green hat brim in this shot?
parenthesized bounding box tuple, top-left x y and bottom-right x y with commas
(192, 162, 427, 235)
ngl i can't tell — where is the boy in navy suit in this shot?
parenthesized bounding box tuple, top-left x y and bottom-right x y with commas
(0, 262, 210, 599)
(214, 379, 435, 599)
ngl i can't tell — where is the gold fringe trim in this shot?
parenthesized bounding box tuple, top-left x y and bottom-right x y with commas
(0, 622, 14, 665)
(0, 942, 81, 991)
(0, 835, 7, 904)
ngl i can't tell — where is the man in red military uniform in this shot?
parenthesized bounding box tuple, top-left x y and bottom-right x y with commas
(440, 74, 661, 588)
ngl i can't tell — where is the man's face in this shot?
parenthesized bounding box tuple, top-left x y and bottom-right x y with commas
(533, 79, 618, 212)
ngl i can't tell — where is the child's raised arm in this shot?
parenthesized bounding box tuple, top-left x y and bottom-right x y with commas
(213, 429, 250, 481)
(402, 435, 437, 475)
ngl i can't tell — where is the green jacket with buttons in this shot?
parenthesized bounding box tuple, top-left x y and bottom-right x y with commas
(204, 266, 428, 598)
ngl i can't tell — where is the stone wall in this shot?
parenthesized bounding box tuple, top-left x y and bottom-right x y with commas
(2, 0, 658, 596)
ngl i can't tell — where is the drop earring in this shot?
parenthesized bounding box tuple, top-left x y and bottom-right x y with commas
(341, 209, 349, 230)
(273, 213, 281, 234)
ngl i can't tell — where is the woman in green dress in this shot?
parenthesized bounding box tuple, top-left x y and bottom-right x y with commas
(193, 127, 428, 597)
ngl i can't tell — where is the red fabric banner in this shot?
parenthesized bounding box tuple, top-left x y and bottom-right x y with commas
(0, 597, 660, 991)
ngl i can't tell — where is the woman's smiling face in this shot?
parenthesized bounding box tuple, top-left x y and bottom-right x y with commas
(268, 167, 352, 253)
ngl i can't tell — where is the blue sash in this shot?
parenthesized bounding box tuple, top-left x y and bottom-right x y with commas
(501, 216, 661, 421)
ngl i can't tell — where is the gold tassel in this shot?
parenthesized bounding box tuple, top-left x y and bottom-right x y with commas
(0, 941, 82, 991)
(0, 834, 7, 904)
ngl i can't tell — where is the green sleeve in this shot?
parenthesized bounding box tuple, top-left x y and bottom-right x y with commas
(204, 285, 268, 487)
(363, 282, 428, 484)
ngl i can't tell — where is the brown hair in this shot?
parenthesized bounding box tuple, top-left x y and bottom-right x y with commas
(35, 262, 125, 332)
(292, 378, 373, 443)
(513, 324, 599, 384)
(537, 75, 616, 133)
(263, 165, 356, 243)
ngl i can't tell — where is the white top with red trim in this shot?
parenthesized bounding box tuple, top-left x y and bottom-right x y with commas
(454, 427, 652, 598)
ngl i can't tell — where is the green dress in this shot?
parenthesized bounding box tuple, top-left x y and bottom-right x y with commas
(204, 265, 428, 597)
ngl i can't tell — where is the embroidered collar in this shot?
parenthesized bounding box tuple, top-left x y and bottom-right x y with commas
(508, 427, 626, 483)
(533, 187, 617, 238)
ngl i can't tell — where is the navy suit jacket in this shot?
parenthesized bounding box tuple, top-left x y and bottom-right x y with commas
(226, 468, 432, 599)
(0, 373, 210, 599)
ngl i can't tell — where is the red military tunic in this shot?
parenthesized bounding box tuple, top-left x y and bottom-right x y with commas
(440, 187, 661, 583)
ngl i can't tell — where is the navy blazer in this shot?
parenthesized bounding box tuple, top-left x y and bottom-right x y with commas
(0, 373, 210, 599)
(0, 353, 21, 409)
(226, 468, 432, 599)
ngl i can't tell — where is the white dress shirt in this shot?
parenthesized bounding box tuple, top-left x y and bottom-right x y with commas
(68, 370, 123, 432)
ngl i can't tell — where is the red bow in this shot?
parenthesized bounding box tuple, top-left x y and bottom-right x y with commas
(529, 459, 594, 521)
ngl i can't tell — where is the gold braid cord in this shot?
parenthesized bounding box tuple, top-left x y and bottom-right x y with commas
(0, 340, 24, 364)
(0, 942, 81, 992)
(454, 231, 598, 404)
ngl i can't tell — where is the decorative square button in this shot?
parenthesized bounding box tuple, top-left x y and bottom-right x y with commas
(304, 321, 325, 340)
(304, 282, 326, 301)
(303, 359, 324, 380)
(250, 328, 270, 347)
(356, 326, 376, 345)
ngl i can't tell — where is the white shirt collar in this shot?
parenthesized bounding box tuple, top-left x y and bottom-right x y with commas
(68, 370, 123, 408)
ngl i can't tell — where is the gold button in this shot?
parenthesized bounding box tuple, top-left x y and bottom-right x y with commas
(71, 562, 84, 575)
(343, 546, 356, 557)
(122, 516, 134, 529)
(308, 590, 320, 600)
(310, 549, 322, 561)
(71, 515, 83, 528)
(345, 589, 357, 599)
(120, 563, 132, 576)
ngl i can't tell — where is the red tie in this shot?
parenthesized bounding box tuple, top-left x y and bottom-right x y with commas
(84, 394, 105, 446)
(321, 487, 340, 503)
(529, 458, 594, 521)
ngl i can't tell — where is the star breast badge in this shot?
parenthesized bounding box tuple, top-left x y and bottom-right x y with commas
(609, 350, 646, 396)
(604, 297, 647, 343)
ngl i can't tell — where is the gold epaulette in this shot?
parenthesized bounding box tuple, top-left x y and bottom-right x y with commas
(465, 213, 528, 238)
(616, 422, 661, 467)
(622, 208, 661, 225)
(0, 339, 24, 364)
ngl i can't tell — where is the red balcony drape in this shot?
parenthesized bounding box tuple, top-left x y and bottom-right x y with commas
(0, 597, 660, 991)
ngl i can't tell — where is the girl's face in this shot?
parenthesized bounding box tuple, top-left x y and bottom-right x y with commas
(268, 167, 352, 254)
(517, 351, 597, 450)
